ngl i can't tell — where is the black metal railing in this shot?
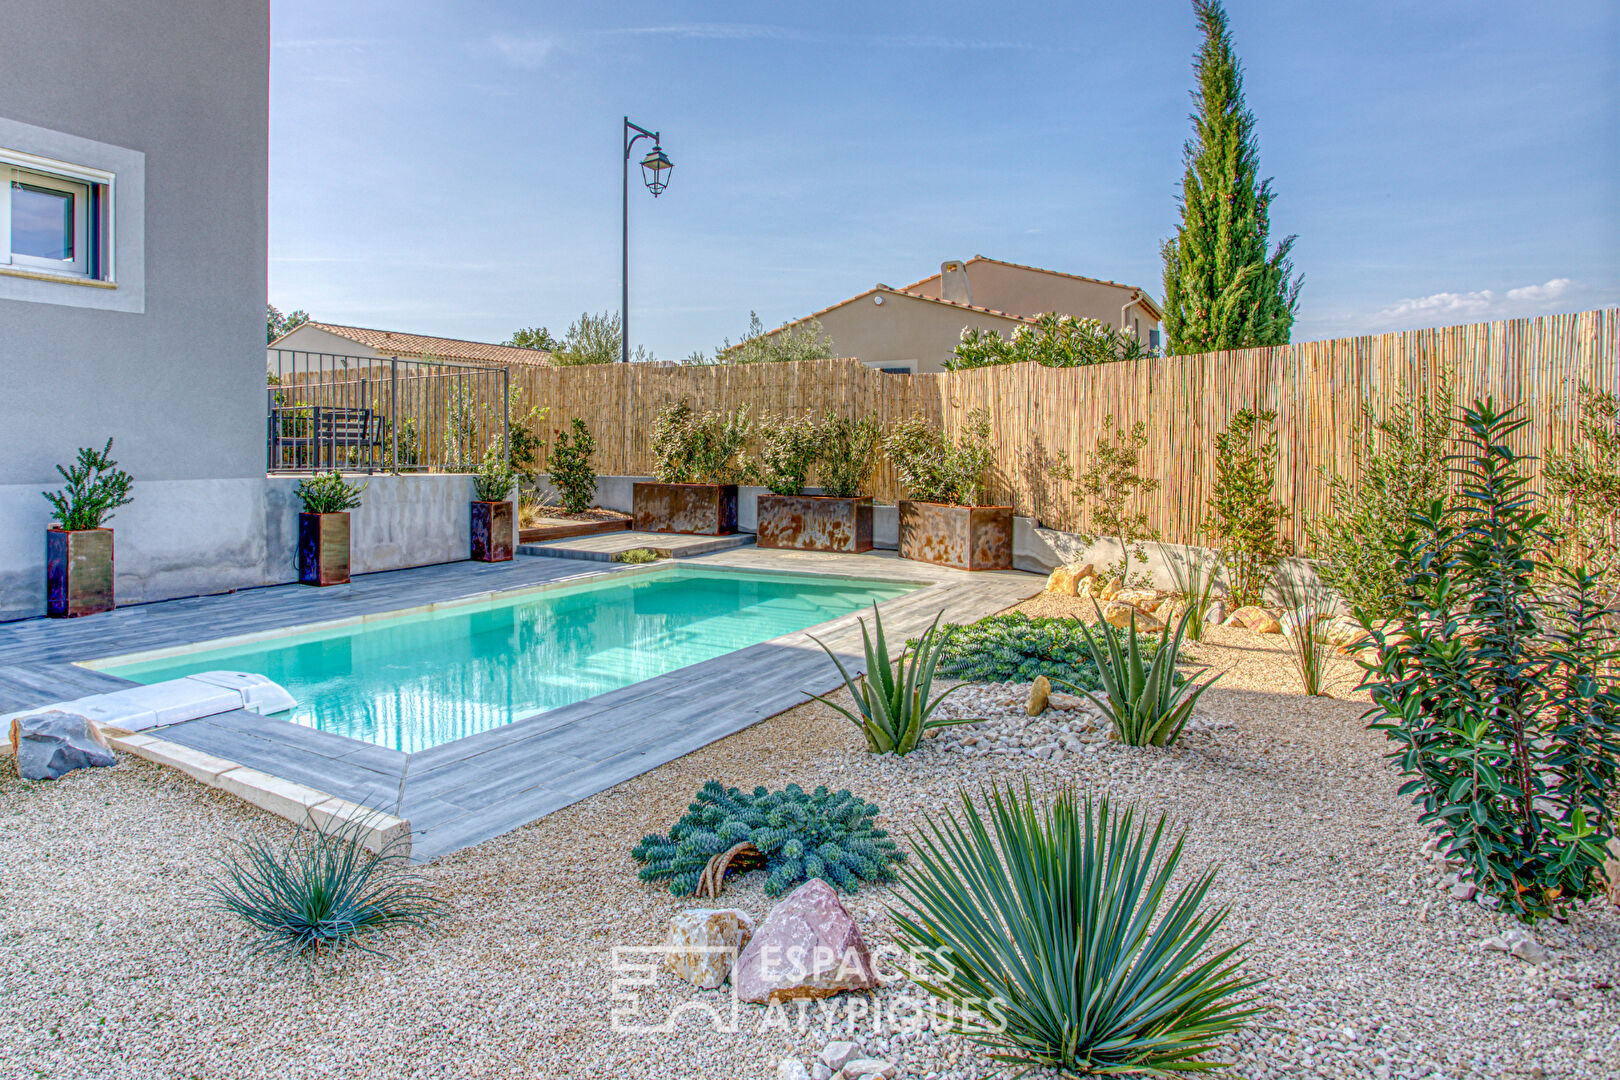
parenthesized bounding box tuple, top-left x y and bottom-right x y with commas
(266, 349, 510, 474)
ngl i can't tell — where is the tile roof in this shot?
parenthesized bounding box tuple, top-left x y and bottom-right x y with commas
(748, 285, 1038, 344)
(902, 255, 1165, 320)
(275, 322, 554, 367)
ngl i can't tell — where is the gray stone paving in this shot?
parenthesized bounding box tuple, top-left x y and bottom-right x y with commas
(1, 548, 1040, 860)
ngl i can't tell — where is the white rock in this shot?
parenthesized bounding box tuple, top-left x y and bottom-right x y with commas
(779, 1059, 811, 1080)
(662, 908, 753, 989)
(811, 1064, 833, 1080)
(840, 1060, 896, 1080)
(821, 1041, 860, 1072)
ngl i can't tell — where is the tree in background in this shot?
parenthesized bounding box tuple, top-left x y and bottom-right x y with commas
(1073, 418, 1162, 588)
(505, 326, 561, 351)
(266, 304, 309, 344)
(688, 312, 837, 365)
(948, 313, 1151, 371)
(551, 310, 654, 365)
(1160, 0, 1300, 354)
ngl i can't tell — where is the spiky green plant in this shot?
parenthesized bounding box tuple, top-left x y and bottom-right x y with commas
(918, 612, 1160, 689)
(207, 816, 446, 962)
(632, 781, 902, 897)
(807, 605, 971, 755)
(294, 470, 365, 514)
(42, 438, 134, 530)
(1158, 543, 1222, 642)
(891, 784, 1263, 1075)
(1065, 606, 1219, 747)
(1276, 573, 1335, 697)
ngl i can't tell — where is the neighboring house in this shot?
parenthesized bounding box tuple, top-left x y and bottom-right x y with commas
(1, 0, 269, 620)
(270, 321, 553, 369)
(756, 256, 1164, 374)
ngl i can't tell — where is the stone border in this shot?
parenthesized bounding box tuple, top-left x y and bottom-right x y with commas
(103, 730, 411, 855)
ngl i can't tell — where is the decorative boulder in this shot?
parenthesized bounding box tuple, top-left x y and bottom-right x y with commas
(1026, 675, 1051, 716)
(1102, 601, 1164, 632)
(1044, 562, 1095, 596)
(1229, 605, 1282, 634)
(663, 907, 754, 989)
(1204, 599, 1227, 627)
(1099, 577, 1124, 601)
(9, 711, 117, 781)
(1114, 588, 1168, 613)
(733, 879, 880, 1004)
(1076, 575, 1101, 599)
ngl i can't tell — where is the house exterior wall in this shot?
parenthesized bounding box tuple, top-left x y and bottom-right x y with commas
(909, 260, 1160, 337)
(810, 292, 1029, 374)
(0, 0, 270, 619)
(269, 325, 384, 363)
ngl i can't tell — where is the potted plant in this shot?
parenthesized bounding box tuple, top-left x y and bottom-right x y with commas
(756, 413, 879, 553)
(634, 401, 748, 535)
(886, 409, 1013, 570)
(41, 439, 134, 617)
(296, 471, 365, 586)
(471, 444, 516, 562)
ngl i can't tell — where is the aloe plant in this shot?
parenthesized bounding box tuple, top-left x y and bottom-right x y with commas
(1064, 605, 1219, 747)
(891, 784, 1263, 1074)
(807, 605, 970, 755)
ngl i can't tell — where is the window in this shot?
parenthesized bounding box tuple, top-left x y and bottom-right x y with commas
(1, 155, 112, 282)
(878, 365, 913, 375)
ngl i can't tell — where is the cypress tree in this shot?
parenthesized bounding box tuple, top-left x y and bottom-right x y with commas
(1161, 0, 1301, 354)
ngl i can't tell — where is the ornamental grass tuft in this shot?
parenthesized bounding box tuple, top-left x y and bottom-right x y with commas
(891, 784, 1263, 1076)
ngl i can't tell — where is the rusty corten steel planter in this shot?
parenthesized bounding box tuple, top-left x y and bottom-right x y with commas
(299, 512, 351, 586)
(633, 482, 738, 536)
(46, 527, 114, 617)
(470, 500, 514, 562)
(898, 500, 1014, 571)
(756, 494, 874, 553)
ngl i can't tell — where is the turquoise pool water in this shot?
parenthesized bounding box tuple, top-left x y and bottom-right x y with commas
(95, 566, 917, 752)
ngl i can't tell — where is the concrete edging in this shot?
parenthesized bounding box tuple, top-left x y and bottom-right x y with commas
(104, 730, 411, 855)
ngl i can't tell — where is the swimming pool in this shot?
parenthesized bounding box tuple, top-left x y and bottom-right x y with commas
(93, 566, 919, 752)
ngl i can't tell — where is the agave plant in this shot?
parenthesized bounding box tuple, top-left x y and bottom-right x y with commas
(807, 605, 970, 755)
(891, 784, 1263, 1075)
(1065, 605, 1219, 747)
(207, 816, 446, 962)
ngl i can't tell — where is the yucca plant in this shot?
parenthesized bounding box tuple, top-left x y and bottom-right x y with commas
(1158, 542, 1222, 642)
(891, 784, 1263, 1075)
(1276, 573, 1334, 697)
(207, 817, 446, 963)
(807, 605, 971, 755)
(1065, 606, 1219, 747)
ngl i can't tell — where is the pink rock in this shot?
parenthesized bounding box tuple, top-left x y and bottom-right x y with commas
(733, 879, 879, 1004)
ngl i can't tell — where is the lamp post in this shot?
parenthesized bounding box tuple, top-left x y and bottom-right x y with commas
(622, 117, 673, 363)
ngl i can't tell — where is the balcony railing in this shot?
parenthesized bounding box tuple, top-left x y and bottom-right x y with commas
(267, 348, 509, 474)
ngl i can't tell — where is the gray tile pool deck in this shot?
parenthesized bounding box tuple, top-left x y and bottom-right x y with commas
(0, 548, 1040, 861)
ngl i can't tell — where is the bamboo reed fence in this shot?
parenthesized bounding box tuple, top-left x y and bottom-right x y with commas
(271, 308, 1619, 550)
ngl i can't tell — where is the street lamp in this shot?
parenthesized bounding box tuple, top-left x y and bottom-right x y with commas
(623, 117, 673, 363)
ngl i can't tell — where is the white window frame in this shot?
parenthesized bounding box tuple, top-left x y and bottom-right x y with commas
(0, 147, 115, 283)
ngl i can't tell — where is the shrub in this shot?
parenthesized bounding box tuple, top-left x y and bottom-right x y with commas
(207, 817, 447, 962)
(1073, 417, 1161, 587)
(650, 400, 750, 484)
(807, 606, 968, 755)
(1545, 386, 1620, 594)
(922, 612, 1156, 690)
(42, 439, 134, 530)
(814, 413, 881, 498)
(295, 471, 365, 514)
(947, 313, 1153, 371)
(1207, 408, 1288, 608)
(1276, 573, 1334, 697)
(1066, 607, 1218, 747)
(472, 443, 516, 502)
(1309, 381, 1455, 622)
(885, 409, 993, 506)
(752, 413, 821, 495)
(612, 547, 663, 564)
(548, 418, 598, 513)
(891, 785, 1261, 1075)
(1158, 543, 1221, 642)
(633, 781, 903, 897)
(1365, 400, 1620, 921)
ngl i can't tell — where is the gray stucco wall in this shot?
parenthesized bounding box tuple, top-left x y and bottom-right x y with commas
(0, 0, 270, 617)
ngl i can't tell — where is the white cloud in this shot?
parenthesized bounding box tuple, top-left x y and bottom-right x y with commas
(488, 33, 557, 70)
(1377, 278, 1575, 325)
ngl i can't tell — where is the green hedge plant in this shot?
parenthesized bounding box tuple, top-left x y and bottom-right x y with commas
(548, 418, 598, 513)
(472, 443, 516, 502)
(43, 439, 134, 531)
(891, 784, 1261, 1075)
(633, 781, 902, 897)
(752, 412, 821, 495)
(650, 400, 750, 484)
(1364, 399, 1620, 921)
(814, 413, 881, 498)
(885, 409, 994, 506)
(295, 471, 365, 514)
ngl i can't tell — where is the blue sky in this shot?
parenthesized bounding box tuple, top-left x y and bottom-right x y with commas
(269, 1, 1620, 358)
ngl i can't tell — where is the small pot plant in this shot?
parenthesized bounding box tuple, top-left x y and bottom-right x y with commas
(41, 438, 134, 617)
(634, 400, 749, 535)
(295, 471, 365, 586)
(471, 444, 516, 562)
(755, 412, 880, 553)
(886, 408, 1013, 570)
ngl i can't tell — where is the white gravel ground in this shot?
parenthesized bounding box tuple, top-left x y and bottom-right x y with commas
(1, 614, 1616, 1080)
